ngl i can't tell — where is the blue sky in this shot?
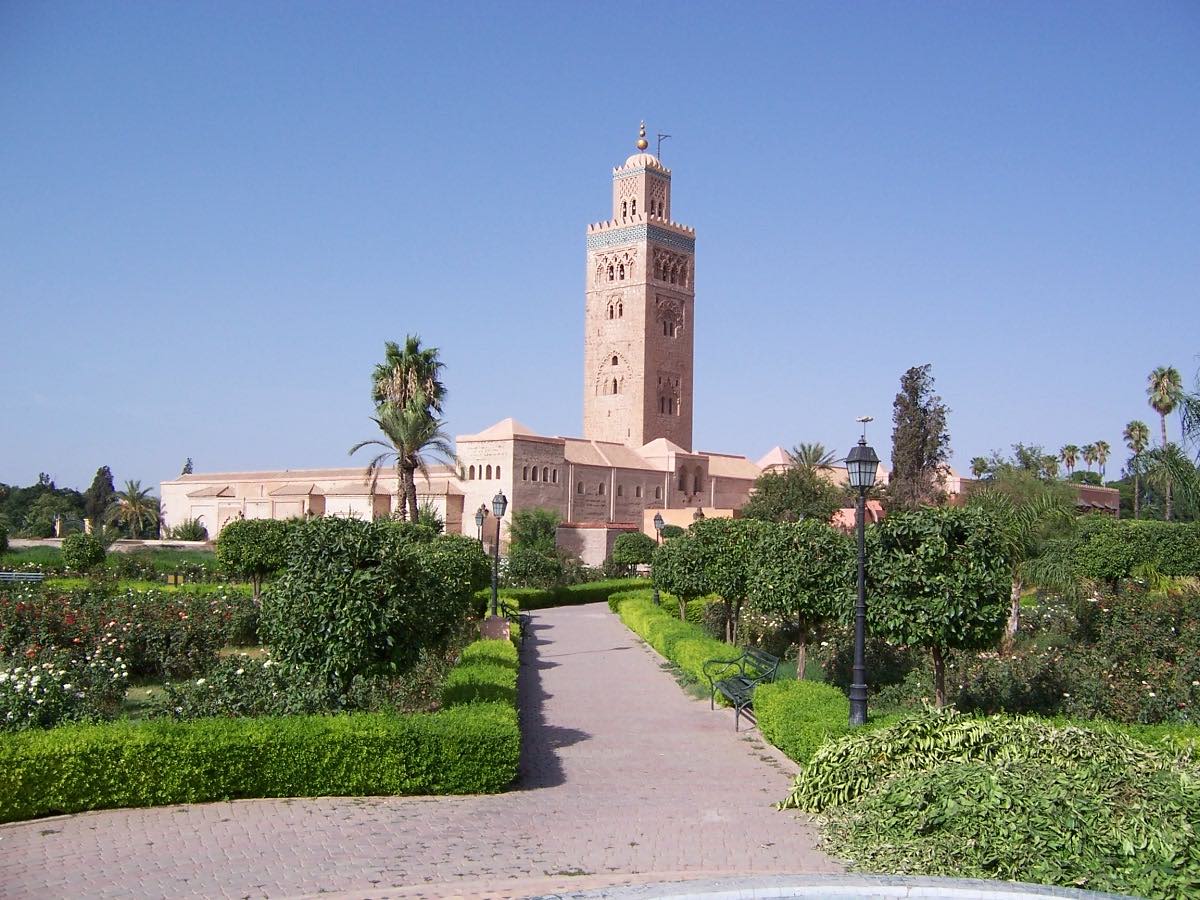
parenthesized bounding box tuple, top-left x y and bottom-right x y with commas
(2, 2, 1197, 492)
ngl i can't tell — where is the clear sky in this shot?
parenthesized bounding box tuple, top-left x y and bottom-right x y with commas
(2, 2, 1197, 493)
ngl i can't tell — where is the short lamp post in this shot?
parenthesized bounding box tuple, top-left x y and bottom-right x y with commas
(489, 490, 508, 619)
(652, 512, 665, 606)
(845, 435, 880, 727)
(475, 504, 488, 543)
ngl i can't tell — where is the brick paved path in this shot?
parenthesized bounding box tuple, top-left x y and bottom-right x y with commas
(0, 603, 839, 898)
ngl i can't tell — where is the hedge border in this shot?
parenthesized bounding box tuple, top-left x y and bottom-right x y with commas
(610, 590, 852, 764)
(475, 577, 648, 613)
(0, 638, 519, 824)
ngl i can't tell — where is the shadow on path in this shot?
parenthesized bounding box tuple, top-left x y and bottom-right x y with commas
(516, 616, 590, 790)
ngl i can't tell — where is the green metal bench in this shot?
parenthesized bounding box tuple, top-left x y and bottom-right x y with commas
(0, 572, 45, 584)
(499, 600, 530, 646)
(703, 647, 780, 731)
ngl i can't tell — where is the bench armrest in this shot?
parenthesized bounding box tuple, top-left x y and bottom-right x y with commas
(702, 656, 746, 687)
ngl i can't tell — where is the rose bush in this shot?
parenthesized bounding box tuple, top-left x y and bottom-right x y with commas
(0, 650, 128, 731)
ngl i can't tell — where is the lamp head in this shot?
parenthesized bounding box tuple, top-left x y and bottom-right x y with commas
(653, 512, 665, 532)
(845, 437, 880, 490)
(491, 490, 508, 519)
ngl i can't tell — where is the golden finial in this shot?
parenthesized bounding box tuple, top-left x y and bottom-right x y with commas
(636, 121, 648, 151)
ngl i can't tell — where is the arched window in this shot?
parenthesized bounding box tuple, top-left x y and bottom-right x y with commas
(631, 199, 636, 215)
(693, 472, 701, 493)
(617, 301, 623, 318)
(611, 355, 619, 366)
(678, 471, 686, 491)
(532, 467, 539, 482)
(655, 486, 662, 500)
(599, 482, 606, 496)
(552, 469, 558, 484)
(608, 264, 615, 281)
(612, 378, 619, 394)
(577, 482, 584, 494)
(496, 466, 502, 480)
(635, 485, 642, 498)
(617, 484, 624, 497)
(542, 466, 549, 482)
(608, 306, 614, 319)
(621, 201, 627, 217)
(618, 264, 625, 280)
(668, 397, 675, 414)
(485, 465, 492, 479)
(523, 466, 528, 481)
(469, 465, 475, 480)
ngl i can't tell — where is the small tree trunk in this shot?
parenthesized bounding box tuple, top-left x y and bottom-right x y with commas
(1162, 414, 1173, 521)
(678, 597, 687, 622)
(730, 600, 741, 645)
(1003, 578, 1022, 653)
(723, 601, 733, 642)
(931, 645, 947, 708)
(795, 613, 808, 680)
(407, 469, 419, 523)
(252, 573, 262, 602)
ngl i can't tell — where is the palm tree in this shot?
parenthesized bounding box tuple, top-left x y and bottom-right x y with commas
(350, 404, 455, 522)
(1134, 443, 1200, 522)
(969, 487, 1076, 651)
(969, 457, 990, 479)
(1081, 443, 1097, 473)
(372, 336, 447, 413)
(1148, 366, 1183, 519)
(1094, 440, 1111, 479)
(1059, 444, 1079, 476)
(1123, 420, 1150, 518)
(788, 442, 838, 474)
(105, 480, 159, 539)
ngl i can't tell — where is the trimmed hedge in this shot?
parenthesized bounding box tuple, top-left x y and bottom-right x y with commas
(610, 591, 852, 764)
(476, 577, 648, 613)
(0, 638, 519, 823)
(1073, 516, 1200, 582)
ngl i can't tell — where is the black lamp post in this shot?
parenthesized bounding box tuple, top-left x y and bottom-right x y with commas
(475, 504, 488, 543)
(652, 512, 665, 606)
(489, 490, 508, 618)
(845, 433, 880, 727)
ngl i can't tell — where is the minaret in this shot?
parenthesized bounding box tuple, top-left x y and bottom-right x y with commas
(582, 123, 696, 449)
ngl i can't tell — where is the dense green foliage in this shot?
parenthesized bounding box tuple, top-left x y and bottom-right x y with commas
(0, 634, 519, 820)
(503, 546, 565, 588)
(780, 708, 1199, 899)
(60, 533, 105, 572)
(166, 518, 209, 541)
(659, 524, 685, 539)
(747, 520, 853, 678)
(0, 524, 6, 555)
(1071, 515, 1200, 583)
(689, 518, 765, 643)
(479, 578, 647, 614)
(262, 517, 487, 694)
(216, 518, 293, 597)
(869, 506, 1010, 705)
(508, 507, 560, 555)
(753, 679, 850, 763)
(610, 531, 657, 568)
(740, 466, 844, 524)
(651, 528, 709, 620)
(887, 363, 951, 509)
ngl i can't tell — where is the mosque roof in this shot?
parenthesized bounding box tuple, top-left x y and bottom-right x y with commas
(702, 453, 762, 480)
(561, 439, 654, 470)
(457, 417, 550, 443)
(620, 151, 667, 172)
(639, 437, 692, 457)
(756, 446, 792, 469)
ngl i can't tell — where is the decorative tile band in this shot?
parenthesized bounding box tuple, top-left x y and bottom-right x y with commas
(613, 167, 671, 181)
(586, 224, 695, 253)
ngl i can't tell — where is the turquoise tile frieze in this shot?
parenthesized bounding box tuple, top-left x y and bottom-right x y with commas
(586, 224, 695, 253)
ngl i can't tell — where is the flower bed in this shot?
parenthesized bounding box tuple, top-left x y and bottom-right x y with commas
(0, 637, 519, 822)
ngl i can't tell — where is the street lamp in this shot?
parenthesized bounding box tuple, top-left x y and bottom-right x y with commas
(489, 490, 508, 618)
(474, 504, 488, 543)
(845, 431, 880, 727)
(652, 512, 665, 606)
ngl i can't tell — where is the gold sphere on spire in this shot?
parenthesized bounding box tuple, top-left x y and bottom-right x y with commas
(636, 121, 649, 151)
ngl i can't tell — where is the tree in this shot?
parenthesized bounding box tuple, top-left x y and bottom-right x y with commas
(969, 457, 990, 479)
(888, 364, 951, 509)
(651, 528, 709, 621)
(350, 404, 454, 523)
(508, 507, 560, 555)
(216, 518, 293, 599)
(61, 532, 105, 572)
(1059, 444, 1079, 477)
(967, 477, 1076, 650)
(690, 517, 765, 643)
(181, 458, 194, 475)
(1148, 365, 1183, 520)
(416, 501, 444, 534)
(1133, 444, 1200, 522)
(1094, 440, 1111, 479)
(104, 480, 158, 539)
(611, 531, 657, 569)
(1081, 443, 1097, 473)
(371, 335, 447, 413)
(740, 466, 844, 524)
(789, 442, 838, 474)
(83, 466, 116, 528)
(747, 520, 854, 678)
(1123, 421, 1150, 519)
(868, 506, 1010, 707)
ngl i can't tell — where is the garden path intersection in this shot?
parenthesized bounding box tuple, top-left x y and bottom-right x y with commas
(0, 603, 839, 898)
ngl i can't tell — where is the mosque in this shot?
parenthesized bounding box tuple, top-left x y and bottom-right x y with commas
(160, 126, 898, 563)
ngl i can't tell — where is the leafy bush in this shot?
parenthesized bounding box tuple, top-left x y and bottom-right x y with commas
(659, 524, 685, 540)
(611, 532, 656, 569)
(216, 518, 292, 597)
(0, 524, 7, 555)
(481, 578, 648, 614)
(416, 501, 445, 534)
(61, 533, 104, 573)
(652, 528, 709, 621)
(0, 651, 128, 731)
(1071, 516, 1200, 583)
(151, 656, 332, 720)
(780, 708, 1199, 899)
(502, 546, 563, 588)
(753, 679, 849, 764)
(261, 516, 476, 695)
(167, 518, 209, 541)
(508, 507, 559, 555)
(441, 639, 518, 707)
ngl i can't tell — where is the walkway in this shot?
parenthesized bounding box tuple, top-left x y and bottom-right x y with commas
(0, 603, 839, 898)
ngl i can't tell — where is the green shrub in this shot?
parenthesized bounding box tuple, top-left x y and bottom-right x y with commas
(1072, 516, 1200, 583)
(780, 708, 1199, 899)
(216, 518, 293, 598)
(0, 651, 129, 731)
(611, 532, 656, 568)
(659, 524, 685, 539)
(261, 517, 476, 695)
(754, 679, 849, 764)
(441, 639, 518, 707)
(508, 507, 560, 555)
(482, 578, 648, 614)
(0, 524, 7, 555)
(167, 518, 209, 541)
(503, 546, 563, 588)
(61, 533, 105, 573)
